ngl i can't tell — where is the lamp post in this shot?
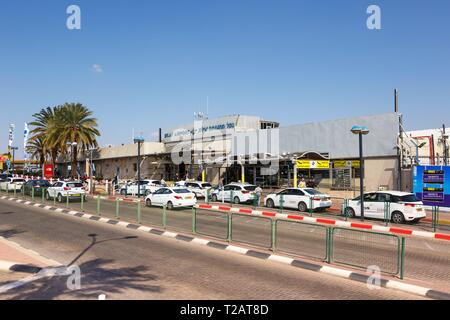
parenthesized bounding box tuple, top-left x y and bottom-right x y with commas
(87, 148, 96, 194)
(351, 126, 370, 221)
(67, 142, 78, 179)
(134, 136, 145, 198)
(11, 147, 18, 175)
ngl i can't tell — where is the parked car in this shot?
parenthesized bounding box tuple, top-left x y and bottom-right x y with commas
(0, 173, 12, 182)
(22, 179, 51, 196)
(45, 181, 86, 202)
(120, 180, 163, 196)
(345, 191, 426, 224)
(210, 182, 257, 204)
(182, 181, 213, 198)
(265, 188, 332, 212)
(144, 187, 196, 210)
(0, 178, 25, 191)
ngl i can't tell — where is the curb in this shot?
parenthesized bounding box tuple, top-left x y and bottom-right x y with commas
(2, 195, 450, 300)
(0, 259, 42, 274)
(195, 204, 450, 242)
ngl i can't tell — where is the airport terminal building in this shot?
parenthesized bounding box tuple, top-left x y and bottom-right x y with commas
(60, 112, 412, 193)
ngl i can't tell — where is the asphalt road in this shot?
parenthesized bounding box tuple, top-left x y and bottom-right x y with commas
(6, 193, 450, 292)
(0, 198, 426, 300)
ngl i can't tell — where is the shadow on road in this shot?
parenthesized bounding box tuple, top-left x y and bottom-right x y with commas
(0, 228, 25, 239)
(0, 234, 161, 300)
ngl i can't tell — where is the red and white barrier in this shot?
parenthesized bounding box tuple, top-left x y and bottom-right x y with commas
(196, 204, 450, 242)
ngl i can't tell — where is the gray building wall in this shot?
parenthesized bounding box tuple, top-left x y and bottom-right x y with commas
(279, 113, 400, 159)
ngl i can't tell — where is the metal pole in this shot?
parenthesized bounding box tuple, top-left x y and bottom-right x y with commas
(137, 141, 141, 198)
(137, 200, 141, 224)
(359, 133, 365, 221)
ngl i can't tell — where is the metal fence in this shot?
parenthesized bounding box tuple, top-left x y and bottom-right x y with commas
(6, 187, 450, 282)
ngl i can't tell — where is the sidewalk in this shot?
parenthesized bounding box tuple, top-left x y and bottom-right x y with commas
(0, 236, 54, 270)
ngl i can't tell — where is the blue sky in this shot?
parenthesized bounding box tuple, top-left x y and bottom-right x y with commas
(1, 0, 449, 156)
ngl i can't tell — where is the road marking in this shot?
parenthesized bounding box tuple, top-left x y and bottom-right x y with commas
(116, 221, 130, 228)
(268, 255, 294, 265)
(138, 226, 152, 232)
(226, 245, 249, 255)
(320, 266, 353, 278)
(191, 238, 210, 246)
(386, 280, 430, 296)
(163, 231, 178, 238)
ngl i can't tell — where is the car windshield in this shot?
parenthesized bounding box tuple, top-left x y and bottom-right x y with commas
(174, 189, 191, 194)
(303, 189, 323, 195)
(13, 179, 25, 182)
(67, 183, 83, 188)
(244, 186, 256, 191)
(202, 183, 212, 188)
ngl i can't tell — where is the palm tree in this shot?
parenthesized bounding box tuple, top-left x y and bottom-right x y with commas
(26, 136, 47, 167)
(46, 103, 100, 178)
(29, 106, 61, 170)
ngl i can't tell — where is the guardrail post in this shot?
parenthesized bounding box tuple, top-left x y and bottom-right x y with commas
(162, 205, 167, 229)
(384, 201, 390, 226)
(271, 219, 277, 252)
(230, 190, 234, 207)
(326, 228, 333, 264)
(41, 188, 45, 203)
(432, 206, 439, 232)
(115, 198, 120, 219)
(192, 207, 197, 234)
(399, 237, 406, 280)
(22, 184, 25, 198)
(66, 192, 69, 208)
(31, 186, 34, 201)
(96, 195, 100, 216)
(205, 189, 210, 205)
(13, 184, 16, 198)
(137, 200, 141, 224)
(279, 194, 284, 213)
(53, 191, 56, 206)
(309, 197, 313, 217)
(227, 213, 232, 243)
(81, 194, 84, 211)
(343, 199, 348, 221)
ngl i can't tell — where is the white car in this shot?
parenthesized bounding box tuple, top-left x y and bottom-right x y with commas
(265, 188, 332, 212)
(145, 187, 196, 209)
(184, 181, 213, 198)
(46, 181, 86, 202)
(120, 180, 163, 196)
(0, 178, 25, 191)
(345, 191, 426, 224)
(210, 183, 257, 204)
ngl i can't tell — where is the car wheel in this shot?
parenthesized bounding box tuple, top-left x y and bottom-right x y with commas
(120, 189, 126, 196)
(266, 199, 275, 208)
(145, 198, 152, 207)
(391, 211, 405, 224)
(45, 192, 50, 201)
(166, 201, 174, 210)
(211, 194, 218, 202)
(233, 196, 240, 204)
(345, 207, 356, 218)
(298, 201, 307, 212)
(57, 193, 63, 203)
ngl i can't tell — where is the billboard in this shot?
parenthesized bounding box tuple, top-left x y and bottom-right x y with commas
(296, 160, 330, 169)
(413, 166, 450, 207)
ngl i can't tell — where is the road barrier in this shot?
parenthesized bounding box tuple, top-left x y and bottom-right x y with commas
(7, 191, 450, 281)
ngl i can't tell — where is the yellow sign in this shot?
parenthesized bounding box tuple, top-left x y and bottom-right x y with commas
(334, 160, 360, 168)
(0, 162, 3, 170)
(296, 160, 330, 169)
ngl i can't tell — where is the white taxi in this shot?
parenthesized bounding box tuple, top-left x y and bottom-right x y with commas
(210, 183, 257, 204)
(264, 188, 332, 212)
(345, 191, 426, 224)
(46, 181, 86, 202)
(0, 178, 26, 191)
(144, 187, 196, 210)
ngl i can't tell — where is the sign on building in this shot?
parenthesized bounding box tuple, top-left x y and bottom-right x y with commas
(413, 166, 450, 207)
(296, 160, 330, 169)
(333, 160, 360, 168)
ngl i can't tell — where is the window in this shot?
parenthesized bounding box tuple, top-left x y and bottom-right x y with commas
(224, 186, 233, 191)
(393, 194, 418, 203)
(154, 188, 166, 195)
(363, 193, 377, 201)
(278, 190, 289, 196)
(377, 193, 392, 202)
(202, 183, 212, 188)
(174, 189, 191, 194)
(244, 186, 256, 191)
(289, 189, 305, 196)
(303, 189, 323, 196)
(67, 183, 83, 188)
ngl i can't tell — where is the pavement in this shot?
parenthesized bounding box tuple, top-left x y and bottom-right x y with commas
(0, 197, 431, 300)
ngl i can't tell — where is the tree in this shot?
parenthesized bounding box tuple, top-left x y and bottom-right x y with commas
(46, 103, 100, 178)
(26, 136, 46, 167)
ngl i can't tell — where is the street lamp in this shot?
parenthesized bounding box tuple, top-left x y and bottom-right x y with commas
(134, 136, 145, 198)
(87, 148, 96, 194)
(10, 147, 18, 175)
(351, 125, 370, 221)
